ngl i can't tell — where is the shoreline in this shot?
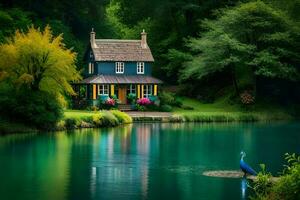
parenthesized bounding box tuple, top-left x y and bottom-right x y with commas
(0, 111, 296, 134)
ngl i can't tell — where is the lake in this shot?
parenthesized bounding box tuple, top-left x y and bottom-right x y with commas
(0, 122, 299, 200)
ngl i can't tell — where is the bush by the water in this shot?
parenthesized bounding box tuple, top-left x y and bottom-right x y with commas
(92, 111, 119, 127)
(60, 110, 132, 129)
(0, 85, 63, 129)
(159, 92, 182, 107)
(250, 153, 300, 200)
(110, 110, 133, 124)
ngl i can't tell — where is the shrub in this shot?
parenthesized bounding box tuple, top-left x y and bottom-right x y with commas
(137, 97, 152, 106)
(159, 91, 182, 107)
(110, 110, 132, 123)
(72, 98, 89, 110)
(240, 90, 255, 105)
(127, 93, 136, 104)
(100, 111, 119, 126)
(92, 113, 104, 126)
(136, 104, 146, 111)
(87, 105, 99, 111)
(106, 98, 116, 106)
(160, 104, 172, 112)
(91, 111, 120, 127)
(99, 97, 117, 110)
(64, 118, 78, 129)
(251, 153, 300, 200)
(0, 86, 63, 129)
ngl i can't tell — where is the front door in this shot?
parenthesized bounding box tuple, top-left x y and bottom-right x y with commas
(118, 85, 127, 104)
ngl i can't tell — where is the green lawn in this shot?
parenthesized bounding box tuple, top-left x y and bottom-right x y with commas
(172, 96, 293, 121)
(173, 97, 240, 113)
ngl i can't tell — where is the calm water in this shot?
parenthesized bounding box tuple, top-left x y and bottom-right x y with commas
(0, 123, 299, 200)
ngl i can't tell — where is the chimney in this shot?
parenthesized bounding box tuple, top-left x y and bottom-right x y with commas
(141, 29, 147, 49)
(90, 28, 97, 48)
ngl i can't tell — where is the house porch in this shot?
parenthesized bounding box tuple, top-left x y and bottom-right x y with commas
(73, 83, 159, 106)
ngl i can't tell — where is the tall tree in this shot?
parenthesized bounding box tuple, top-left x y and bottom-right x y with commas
(180, 1, 300, 95)
(0, 26, 81, 101)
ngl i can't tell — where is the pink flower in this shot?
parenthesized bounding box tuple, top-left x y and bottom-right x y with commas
(105, 98, 115, 106)
(137, 98, 151, 105)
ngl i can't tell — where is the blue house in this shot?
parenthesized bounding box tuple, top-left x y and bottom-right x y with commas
(75, 29, 163, 105)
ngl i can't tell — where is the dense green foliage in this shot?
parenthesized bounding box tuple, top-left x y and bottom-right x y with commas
(0, 0, 299, 114)
(178, 1, 300, 98)
(0, 84, 63, 129)
(251, 153, 300, 200)
(0, 27, 79, 128)
(60, 110, 132, 130)
(110, 110, 133, 123)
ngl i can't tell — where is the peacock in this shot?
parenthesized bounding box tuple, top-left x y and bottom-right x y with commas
(240, 151, 257, 176)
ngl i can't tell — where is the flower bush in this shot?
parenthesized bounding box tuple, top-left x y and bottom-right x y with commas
(137, 97, 152, 106)
(99, 97, 117, 110)
(240, 90, 255, 105)
(105, 98, 115, 106)
(127, 93, 137, 104)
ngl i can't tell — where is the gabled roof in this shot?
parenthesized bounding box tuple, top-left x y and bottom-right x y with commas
(91, 39, 154, 62)
(79, 75, 163, 84)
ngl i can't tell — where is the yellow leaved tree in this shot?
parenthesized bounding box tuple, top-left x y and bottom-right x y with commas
(0, 25, 81, 104)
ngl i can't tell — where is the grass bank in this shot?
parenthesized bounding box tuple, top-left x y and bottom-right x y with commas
(170, 97, 294, 122)
(0, 110, 132, 134)
(57, 110, 132, 130)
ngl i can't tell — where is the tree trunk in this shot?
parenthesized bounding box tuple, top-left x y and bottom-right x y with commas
(231, 67, 239, 96)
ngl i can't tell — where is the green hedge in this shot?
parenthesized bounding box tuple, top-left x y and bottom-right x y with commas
(110, 110, 133, 124)
(57, 110, 132, 130)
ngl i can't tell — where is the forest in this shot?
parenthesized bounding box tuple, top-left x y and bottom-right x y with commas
(0, 0, 300, 129)
(1, 0, 300, 99)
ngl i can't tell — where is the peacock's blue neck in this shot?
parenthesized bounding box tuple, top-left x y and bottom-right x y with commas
(240, 155, 245, 161)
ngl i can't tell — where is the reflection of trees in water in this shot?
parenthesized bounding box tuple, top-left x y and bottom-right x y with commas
(0, 132, 37, 147)
(89, 124, 153, 199)
(0, 132, 72, 200)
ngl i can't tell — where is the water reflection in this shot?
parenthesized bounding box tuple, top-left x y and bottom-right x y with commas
(0, 123, 299, 200)
(88, 124, 154, 199)
(241, 177, 247, 199)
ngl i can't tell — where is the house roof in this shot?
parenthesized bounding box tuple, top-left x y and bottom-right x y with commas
(91, 39, 155, 62)
(78, 75, 163, 84)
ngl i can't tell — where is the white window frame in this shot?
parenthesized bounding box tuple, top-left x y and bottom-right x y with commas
(129, 84, 136, 94)
(88, 63, 94, 74)
(98, 85, 109, 95)
(143, 85, 152, 97)
(115, 62, 124, 74)
(137, 62, 145, 74)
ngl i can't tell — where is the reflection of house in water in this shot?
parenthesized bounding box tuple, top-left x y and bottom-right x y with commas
(89, 124, 160, 199)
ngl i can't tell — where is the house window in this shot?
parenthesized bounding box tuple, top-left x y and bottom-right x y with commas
(127, 84, 136, 94)
(116, 62, 124, 74)
(98, 85, 109, 95)
(88, 63, 94, 74)
(143, 85, 152, 97)
(137, 62, 144, 74)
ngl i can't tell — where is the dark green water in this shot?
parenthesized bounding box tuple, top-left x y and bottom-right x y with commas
(0, 123, 299, 200)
